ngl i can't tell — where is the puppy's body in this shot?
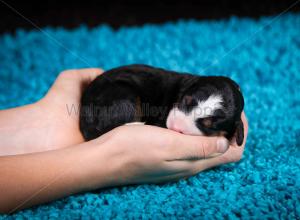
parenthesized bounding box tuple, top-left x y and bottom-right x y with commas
(80, 64, 244, 144)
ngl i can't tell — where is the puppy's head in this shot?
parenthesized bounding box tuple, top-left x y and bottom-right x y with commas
(166, 76, 244, 145)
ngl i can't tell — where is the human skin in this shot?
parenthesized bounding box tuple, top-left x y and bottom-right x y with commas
(0, 69, 248, 213)
(0, 68, 104, 155)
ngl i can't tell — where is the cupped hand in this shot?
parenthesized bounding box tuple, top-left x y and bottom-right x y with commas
(0, 67, 248, 211)
(83, 113, 248, 187)
(189, 111, 248, 169)
(35, 67, 248, 185)
(37, 68, 103, 149)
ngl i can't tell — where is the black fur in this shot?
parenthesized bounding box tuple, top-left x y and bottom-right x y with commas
(80, 64, 244, 144)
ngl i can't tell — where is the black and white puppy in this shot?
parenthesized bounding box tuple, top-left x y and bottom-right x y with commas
(80, 64, 244, 145)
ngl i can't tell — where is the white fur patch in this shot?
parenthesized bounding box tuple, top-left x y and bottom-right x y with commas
(194, 94, 223, 118)
(166, 94, 223, 135)
(166, 107, 203, 135)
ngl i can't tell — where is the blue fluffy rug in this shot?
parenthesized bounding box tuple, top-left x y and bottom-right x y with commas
(1, 13, 300, 219)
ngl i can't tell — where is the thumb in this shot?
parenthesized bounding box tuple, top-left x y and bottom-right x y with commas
(77, 68, 104, 83)
(170, 135, 229, 161)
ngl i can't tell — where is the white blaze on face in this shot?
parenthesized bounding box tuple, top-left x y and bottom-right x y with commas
(195, 95, 223, 118)
(166, 94, 223, 135)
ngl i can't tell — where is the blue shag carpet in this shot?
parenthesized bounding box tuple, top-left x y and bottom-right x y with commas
(1, 13, 300, 219)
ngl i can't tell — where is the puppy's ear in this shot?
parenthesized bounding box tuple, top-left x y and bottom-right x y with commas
(235, 119, 244, 146)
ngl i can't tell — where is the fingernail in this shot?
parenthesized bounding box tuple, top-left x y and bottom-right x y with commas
(217, 138, 229, 153)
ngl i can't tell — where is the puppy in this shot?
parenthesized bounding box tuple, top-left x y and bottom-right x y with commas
(80, 64, 244, 145)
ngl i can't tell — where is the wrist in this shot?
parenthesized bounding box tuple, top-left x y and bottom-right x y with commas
(0, 102, 47, 155)
(76, 137, 127, 191)
(36, 99, 85, 149)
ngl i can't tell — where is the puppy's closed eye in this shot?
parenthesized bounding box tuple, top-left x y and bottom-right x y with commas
(182, 95, 197, 106)
(197, 117, 213, 128)
(202, 118, 213, 127)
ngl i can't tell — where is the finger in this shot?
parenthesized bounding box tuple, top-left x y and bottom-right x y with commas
(76, 68, 104, 83)
(149, 173, 188, 184)
(164, 151, 227, 175)
(139, 170, 190, 184)
(241, 112, 248, 144)
(188, 157, 226, 174)
(165, 153, 230, 176)
(167, 135, 229, 161)
(190, 144, 245, 174)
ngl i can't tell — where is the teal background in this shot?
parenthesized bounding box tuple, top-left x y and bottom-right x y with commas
(0, 13, 299, 219)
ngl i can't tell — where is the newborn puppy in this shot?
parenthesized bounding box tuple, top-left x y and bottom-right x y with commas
(80, 64, 244, 145)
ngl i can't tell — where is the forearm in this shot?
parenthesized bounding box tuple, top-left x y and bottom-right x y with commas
(0, 114, 248, 213)
(0, 140, 112, 213)
(0, 103, 44, 155)
(0, 102, 84, 156)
